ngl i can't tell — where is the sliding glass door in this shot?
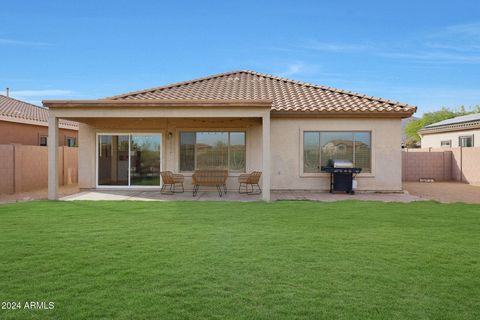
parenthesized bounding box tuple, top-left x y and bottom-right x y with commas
(130, 135, 161, 186)
(98, 135, 129, 186)
(97, 134, 162, 187)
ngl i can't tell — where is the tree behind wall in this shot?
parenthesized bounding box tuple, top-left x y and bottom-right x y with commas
(405, 106, 480, 147)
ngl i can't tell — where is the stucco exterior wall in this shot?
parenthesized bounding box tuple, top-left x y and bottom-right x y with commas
(421, 129, 479, 148)
(78, 116, 402, 191)
(78, 118, 263, 190)
(270, 117, 402, 191)
(0, 120, 78, 146)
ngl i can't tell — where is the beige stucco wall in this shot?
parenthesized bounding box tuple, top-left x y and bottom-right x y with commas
(421, 129, 479, 148)
(270, 117, 402, 191)
(77, 116, 402, 192)
(78, 118, 263, 190)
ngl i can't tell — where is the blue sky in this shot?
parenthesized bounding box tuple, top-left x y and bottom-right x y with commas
(1, 0, 479, 115)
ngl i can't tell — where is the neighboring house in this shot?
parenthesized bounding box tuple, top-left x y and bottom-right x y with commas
(419, 113, 480, 148)
(0, 95, 78, 146)
(44, 70, 416, 200)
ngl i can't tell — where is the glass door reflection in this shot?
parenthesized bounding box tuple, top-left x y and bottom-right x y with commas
(97, 135, 129, 185)
(130, 135, 161, 186)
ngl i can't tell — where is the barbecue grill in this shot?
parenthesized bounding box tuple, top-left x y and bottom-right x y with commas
(321, 160, 362, 194)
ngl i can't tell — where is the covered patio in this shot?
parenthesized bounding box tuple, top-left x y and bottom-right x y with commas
(45, 99, 272, 201)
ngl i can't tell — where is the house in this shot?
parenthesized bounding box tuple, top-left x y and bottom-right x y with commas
(419, 113, 480, 148)
(0, 95, 78, 146)
(43, 70, 416, 200)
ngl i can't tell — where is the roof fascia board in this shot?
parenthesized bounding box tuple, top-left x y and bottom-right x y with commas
(0, 115, 78, 130)
(43, 99, 272, 109)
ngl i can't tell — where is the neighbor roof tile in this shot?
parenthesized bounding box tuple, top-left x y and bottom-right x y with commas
(0, 95, 78, 129)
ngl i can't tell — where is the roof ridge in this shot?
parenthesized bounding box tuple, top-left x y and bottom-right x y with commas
(0, 94, 48, 110)
(104, 70, 245, 100)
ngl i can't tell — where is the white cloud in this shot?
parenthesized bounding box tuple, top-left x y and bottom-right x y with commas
(443, 22, 480, 38)
(277, 62, 322, 77)
(293, 23, 480, 64)
(379, 51, 480, 64)
(279, 62, 305, 76)
(0, 38, 50, 46)
(301, 40, 370, 53)
(10, 89, 75, 97)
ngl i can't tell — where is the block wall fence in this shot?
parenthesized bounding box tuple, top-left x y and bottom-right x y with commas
(402, 147, 480, 186)
(0, 145, 78, 194)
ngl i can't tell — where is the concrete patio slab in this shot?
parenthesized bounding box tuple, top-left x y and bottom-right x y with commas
(0, 184, 80, 204)
(60, 190, 263, 202)
(59, 189, 423, 202)
(272, 191, 423, 203)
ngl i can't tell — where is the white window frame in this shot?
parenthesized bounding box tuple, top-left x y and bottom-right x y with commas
(459, 135, 474, 148)
(440, 140, 451, 148)
(95, 133, 163, 189)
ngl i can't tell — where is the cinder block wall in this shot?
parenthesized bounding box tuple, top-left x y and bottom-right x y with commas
(402, 150, 452, 181)
(455, 147, 480, 186)
(403, 147, 480, 185)
(0, 145, 15, 194)
(0, 145, 78, 194)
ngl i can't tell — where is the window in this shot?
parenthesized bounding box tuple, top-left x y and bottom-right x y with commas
(440, 140, 451, 148)
(65, 137, 76, 147)
(303, 131, 371, 173)
(97, 134, 161, 186)
(39, 135, 48, 146)
(459, 135, 474, 147)
(179, 131, 246, 172)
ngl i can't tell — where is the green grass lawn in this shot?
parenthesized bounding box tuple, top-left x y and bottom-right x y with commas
(0, 201, 479, 319)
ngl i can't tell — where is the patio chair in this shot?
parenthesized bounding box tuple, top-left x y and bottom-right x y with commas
(160, 171, 185, 194)
(238, 171, 262, 195)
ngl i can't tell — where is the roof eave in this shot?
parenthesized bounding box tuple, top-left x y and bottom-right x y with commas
(419, 120, 480, 135)
(271, 109, 416, 118)
(0, 115, 78, 130)
(43, 99, 273, 109)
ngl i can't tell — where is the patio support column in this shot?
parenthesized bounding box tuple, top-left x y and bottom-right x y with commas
(48, 113, 59, 200)
(262, 112, 271, 201)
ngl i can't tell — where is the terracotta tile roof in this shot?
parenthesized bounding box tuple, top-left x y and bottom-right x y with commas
(107, 70, 416, 116)
(0, 95, 78, 130)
